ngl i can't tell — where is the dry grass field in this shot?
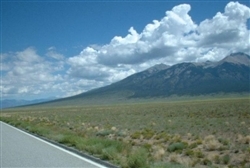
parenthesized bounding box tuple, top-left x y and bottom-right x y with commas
(1, 97, 250, 168)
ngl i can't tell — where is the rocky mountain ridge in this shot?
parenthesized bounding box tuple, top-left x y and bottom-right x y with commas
(78, 52, 249, 98)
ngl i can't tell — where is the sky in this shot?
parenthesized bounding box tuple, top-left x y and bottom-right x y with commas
(1, 0, 250, 100)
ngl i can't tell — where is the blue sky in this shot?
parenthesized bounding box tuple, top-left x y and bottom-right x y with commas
(1, 0, 250, 100)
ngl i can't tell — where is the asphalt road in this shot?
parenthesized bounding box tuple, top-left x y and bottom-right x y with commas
(0, 121, 108, 168)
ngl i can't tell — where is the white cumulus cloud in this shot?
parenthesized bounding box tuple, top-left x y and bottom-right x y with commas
(67, 3, 199, 86)
(1, 47, 66, 99)
(68, 2, 249, 87)
(197, 1, 250, 52)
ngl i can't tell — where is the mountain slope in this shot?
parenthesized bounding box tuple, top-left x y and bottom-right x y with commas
(27, 52, 250, 106)
(83, 52, 249, 98)
(134, 52, 249, 96)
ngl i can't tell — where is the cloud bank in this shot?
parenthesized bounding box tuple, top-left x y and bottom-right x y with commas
(68, 1, 249, 80)
(1, 2, 250, 99)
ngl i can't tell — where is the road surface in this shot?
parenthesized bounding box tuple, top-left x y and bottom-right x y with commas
(0, 121, 108, 168)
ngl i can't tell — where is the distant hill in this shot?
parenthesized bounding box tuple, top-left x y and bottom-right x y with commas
(1, 98, 55, 109)
(24, 52, 250, 107)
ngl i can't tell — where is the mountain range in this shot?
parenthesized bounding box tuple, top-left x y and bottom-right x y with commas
(82, 52, 249, 97)
(8, 52, 250, 107)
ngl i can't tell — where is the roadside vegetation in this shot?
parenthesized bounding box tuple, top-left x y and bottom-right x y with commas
(1, 97, 250, 168)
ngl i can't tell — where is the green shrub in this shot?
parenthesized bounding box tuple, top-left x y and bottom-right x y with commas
(143, 143, 152, 152)
(214, 155, 220, 164)
(196, 139, 203, 145)
(189, 142, 198, 149)
(218, 138, 230, 146)
(86, 143, 104, 155)
(247, 147, 250, 153)
(127, 148, 149, 168)
(184, 149, 194, 156)
(131, 131, 141, 139)
(141, 129, 155, 139)
(195, 150, 204, 158)
(167, 142, 186, 152)
(116, 130, 126, 137)
(102, 146, 118, 160)
(57, 134, 80, 147)
(190, 159, 200, 167)
(26, 126, 50, 136)
(202, 159, 212, 166)
(96, 130, 113, 137)
(222, 154, 230, 164)
(151, 162, 188, 168)
(155, 132, 169, 140)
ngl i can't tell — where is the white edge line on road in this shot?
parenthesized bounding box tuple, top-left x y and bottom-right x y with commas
(1, 122, 108, 168)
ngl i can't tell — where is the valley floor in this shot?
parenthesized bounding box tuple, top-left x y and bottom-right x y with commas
(1, 97, 250, 168)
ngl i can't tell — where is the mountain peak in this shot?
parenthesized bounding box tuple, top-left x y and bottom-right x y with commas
(229, 52, 249, 57)
(145, 63, 169, 74)
(219, 52, 250, 66)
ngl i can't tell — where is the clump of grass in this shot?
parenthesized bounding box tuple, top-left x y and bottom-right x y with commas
(141, 128, 155, 140)
(86, 143, 104, 155)
(238, 135, 250, 144)
(194, 137, 203, 145)
(247, 147, 250, 153)
(57, 134, 77, 145)
(130, 129, 155, 140)
(222, 154, 230, 164)
(151, 162, 188, 168)
(143, 143, 152, 152)
(78, 137, 131, 164)
(244, 135, 250, 144)
(203, 135, 221, 151)
(184, 149, 195, 156)
(152, 146, 165, 160)
(213, 154, 220, 164)
(190, 158, 200, 167)
(167, 142, 187, 153)
(194, 150, 204, 158)
(127, 148, 149, 168)
(96, 130, 113, 137)
(115, 130, 127, 137)
(102, 146, 118, 160)
(172, 134, 181, 142)
(218, 138, 230, 146)
(169, 153, 179, 163)
(155, 132, 169, 141)
(201, 158, 212, 166)
(189, 142, 198, 149)
(131, 131, 141, 139)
